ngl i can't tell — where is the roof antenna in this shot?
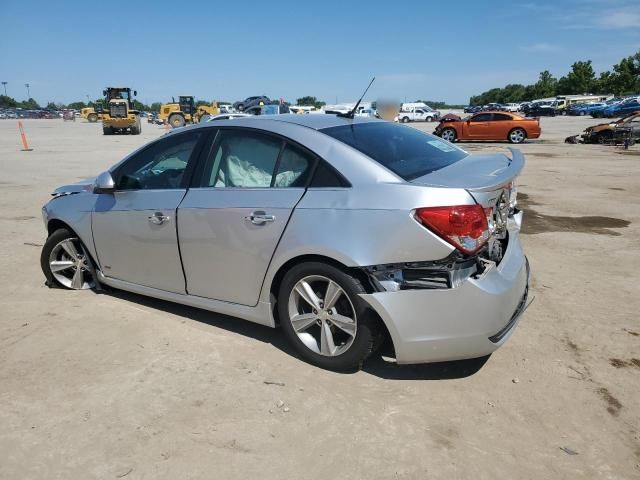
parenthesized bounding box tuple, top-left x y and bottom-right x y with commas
(338, 77, 375, 119)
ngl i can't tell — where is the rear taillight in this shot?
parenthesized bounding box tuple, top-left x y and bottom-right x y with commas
(415, 205, 490, 255)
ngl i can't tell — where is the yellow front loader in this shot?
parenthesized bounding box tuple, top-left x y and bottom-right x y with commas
(80, 106, 103, 123)
(98, 87, 141, 135)
(159, 96, 219, 128)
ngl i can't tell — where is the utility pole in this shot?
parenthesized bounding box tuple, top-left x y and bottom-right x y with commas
(25, 83, 30, 99)
(86, 94, 90, 103)
(1, 82, 7, 96)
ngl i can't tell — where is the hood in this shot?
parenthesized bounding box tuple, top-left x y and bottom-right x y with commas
(52, 177, 96, 196)
(410, 148, 524, 192)
(440, 113, 461, 122)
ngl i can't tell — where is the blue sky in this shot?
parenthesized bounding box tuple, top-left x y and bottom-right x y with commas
(1, 0, 638, 105)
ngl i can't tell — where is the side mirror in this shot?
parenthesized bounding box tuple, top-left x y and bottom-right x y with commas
(134, 90, 138, 96)
(94, 171, 115, 194)
(102, 89, 106, 96)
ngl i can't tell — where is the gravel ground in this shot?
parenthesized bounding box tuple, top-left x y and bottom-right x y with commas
(0, 115, 638, 479)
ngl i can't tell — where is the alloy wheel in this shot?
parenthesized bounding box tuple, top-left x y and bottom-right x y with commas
(48, 238, 94, 290)
(510, 129, 525, 144)
(441, 129, 455, 142)
(287, 275, 357, 356)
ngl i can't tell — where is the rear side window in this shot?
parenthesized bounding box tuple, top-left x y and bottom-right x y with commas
(321, 122, 467, 181)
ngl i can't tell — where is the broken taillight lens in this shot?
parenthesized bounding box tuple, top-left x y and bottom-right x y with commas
(415, 205, 490, 255)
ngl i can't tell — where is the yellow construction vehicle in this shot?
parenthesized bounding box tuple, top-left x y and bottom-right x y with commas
(80, 102, 104, 123)
(97, 87, 141, 135)
(159, 96, 219, 128)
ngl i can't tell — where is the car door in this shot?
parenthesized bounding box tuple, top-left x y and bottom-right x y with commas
(178, 128, 315, 306)
(491, 113, 514, 140)
(466, 113, 493, 139)
(92, 129, 206, 293)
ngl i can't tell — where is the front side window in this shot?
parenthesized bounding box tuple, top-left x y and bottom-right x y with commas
(471, 113, 492, 122)
(201, 130, 282, 188)
(115, 131, 202, 190)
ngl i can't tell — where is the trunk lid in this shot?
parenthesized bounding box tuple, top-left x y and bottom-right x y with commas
(411, 148, 524, 262)
(410, 148, 524, 193)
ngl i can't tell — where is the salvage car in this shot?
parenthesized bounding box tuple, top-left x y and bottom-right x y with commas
(40, 114, 530, 371)
(434, 112, 541, 144)
(581, 112, 640, 144)
(233, 96, 270, 112)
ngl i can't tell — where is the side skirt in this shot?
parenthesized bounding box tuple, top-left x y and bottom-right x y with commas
(97, 271, 276, 328)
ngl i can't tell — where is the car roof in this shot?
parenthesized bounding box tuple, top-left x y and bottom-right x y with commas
(194, 113, 381, 131)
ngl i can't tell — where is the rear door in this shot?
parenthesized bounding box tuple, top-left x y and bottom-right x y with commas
(491, 113, 514, 140)
(178, 128, 315, 306)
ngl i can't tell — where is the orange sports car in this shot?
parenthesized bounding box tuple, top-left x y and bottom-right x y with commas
(434, 111, 541, 144)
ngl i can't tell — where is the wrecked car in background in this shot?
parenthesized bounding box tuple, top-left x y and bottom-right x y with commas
(581, 112, 640, 144)
(434, 112, 541, 144)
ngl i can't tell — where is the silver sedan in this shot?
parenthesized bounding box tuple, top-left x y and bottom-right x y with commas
(41, 114, 530, 371)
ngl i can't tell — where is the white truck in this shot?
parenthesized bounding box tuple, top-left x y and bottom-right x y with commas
(398, 103, 441, 122)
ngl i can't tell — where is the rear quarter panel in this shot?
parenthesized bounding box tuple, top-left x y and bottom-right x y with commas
(259, 184, 474, 303)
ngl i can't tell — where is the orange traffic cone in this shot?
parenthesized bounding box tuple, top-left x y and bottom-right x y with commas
(18, 121, 33, 151)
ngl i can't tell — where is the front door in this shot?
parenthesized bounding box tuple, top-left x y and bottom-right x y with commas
(179, 128, 314, 306)
(92, 129, 205, 293)
(465, 113, 493, 139)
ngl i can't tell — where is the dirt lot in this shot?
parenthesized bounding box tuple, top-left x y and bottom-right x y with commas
(1, 115, 638, 479)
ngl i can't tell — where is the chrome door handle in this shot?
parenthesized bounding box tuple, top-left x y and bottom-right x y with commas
(244, 211, 275, 225)
(148, 212, 170, 225)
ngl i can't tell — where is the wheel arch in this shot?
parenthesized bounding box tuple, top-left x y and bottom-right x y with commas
(46, 217, 99, 267)
(267, 253, 394, 355)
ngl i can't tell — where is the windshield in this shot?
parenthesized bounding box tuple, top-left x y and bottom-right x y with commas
(321, 122, 468, 181)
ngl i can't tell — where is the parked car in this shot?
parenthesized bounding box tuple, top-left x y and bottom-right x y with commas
(503, 103, 521, 112)
(398, 107, 440, 123)
(205, 113, 252, 121)
(581, 112, 640, 144)
(568, 103, 605, 116)
(233, 96, 270, 112)
(40, 115, 530, 371)
(602, 98, 640, 118)
(434, 111, 541, 144)
(526, 104, 556, 117)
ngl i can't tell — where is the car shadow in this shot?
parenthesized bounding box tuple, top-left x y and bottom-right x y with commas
(362, 353, 490, 381)
(100, 288, 490, 381)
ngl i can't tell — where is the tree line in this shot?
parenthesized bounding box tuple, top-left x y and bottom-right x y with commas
(470, 50, 640, 106)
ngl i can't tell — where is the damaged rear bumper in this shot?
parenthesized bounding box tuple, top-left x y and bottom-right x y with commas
(359, 232, 530, 364)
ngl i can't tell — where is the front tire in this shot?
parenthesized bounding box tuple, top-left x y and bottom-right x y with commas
(441, 127, 457, 142)
(278, 262, 379, 371)
(130, 117, 141, 135)
(87, 113, 98, 123)
(401, 116, 410, 123)
(169, 114, 186, 128)
(508, 128, 527, 144)
(41, 228, 94, 290)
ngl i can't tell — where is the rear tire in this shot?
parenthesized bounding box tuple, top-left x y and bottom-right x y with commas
(87, 113, 98, 123)
(102, 126, 113, 135)
(508, 128, 527, 144)
(278, 262, 379, 371)
(401, 116, 410, 123)
(169, 114, 186, 128)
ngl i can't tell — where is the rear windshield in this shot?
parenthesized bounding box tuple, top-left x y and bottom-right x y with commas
(321, 122, 467, 181)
